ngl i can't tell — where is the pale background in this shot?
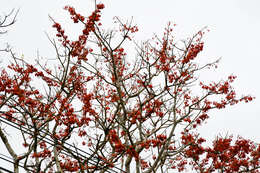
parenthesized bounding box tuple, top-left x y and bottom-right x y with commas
(1, 0, 260, 170)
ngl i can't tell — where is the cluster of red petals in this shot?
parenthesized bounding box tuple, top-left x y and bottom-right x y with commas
(129, 99, 164, 124)
(139, 134, 167, 149)
(52, 22, 69, 47)
(125, 145, 139, 161)
(53, 3, 105, 60)
(64, 6, 85, 23)
(140, 159, 149, 170)
(60, 159, 79, 172)
(79, 93, 96, 117)
(82, 4, 104, 35)
(96, 3, 105, 10)
(199, 76, 254, 113)
(108, 129, 125, 153)
(182, 43, 203, 64)
(108, 130, 140, 160)
(0, 63, 59, 125)
(123, 24, 139, 33)
(173, 135, 260, 172)
(32, 149, 51, 158)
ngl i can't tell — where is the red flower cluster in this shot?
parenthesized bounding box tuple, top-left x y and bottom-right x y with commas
(64, 6, 85, 23)
(60, 159, 79, 172)
(96, 3, 105, 9)
(52, 22, 69, 47)
(108, 129, 125, 153)
(172, 135, 260, 172)
(182, 43, 204, 64)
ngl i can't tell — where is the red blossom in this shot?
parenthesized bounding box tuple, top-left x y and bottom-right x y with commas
(0, 2, 257, 173)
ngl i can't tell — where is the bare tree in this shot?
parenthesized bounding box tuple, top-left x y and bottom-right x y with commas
(0, 9, 19, 52)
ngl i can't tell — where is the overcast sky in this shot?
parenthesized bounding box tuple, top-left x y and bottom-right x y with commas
(1, 0, 260, 144)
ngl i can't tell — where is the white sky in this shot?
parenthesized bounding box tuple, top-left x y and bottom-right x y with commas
(1, 0, 260, 153)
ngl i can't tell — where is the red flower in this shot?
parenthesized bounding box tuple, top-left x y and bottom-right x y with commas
(97, 4, 105, 9)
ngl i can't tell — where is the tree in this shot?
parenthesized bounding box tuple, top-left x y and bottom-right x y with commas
(0, 2, 259, 173)
(0, 9, 18, 55)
